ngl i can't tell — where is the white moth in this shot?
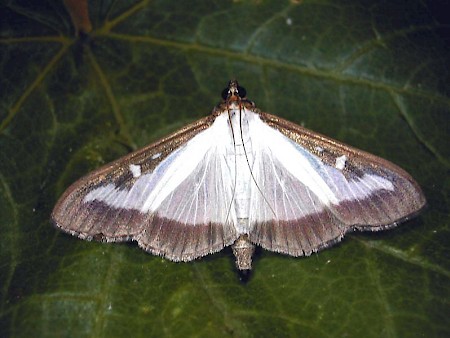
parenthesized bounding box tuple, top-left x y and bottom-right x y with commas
(52, 80, 426, 272)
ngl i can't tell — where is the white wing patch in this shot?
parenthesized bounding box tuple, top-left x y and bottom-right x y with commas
(151, 153, 161, 159)
(246, 113, 395, 223)
(84, 173, 153, 209)
(315, 146, 324, 153)
(129, 164, 141, 178)
(322, 167, 394, 201)
(83, 114, 237, 226)
(335, 155, 347, 170)
(142, 114, 231, 213)
(248, 114, 339, 207)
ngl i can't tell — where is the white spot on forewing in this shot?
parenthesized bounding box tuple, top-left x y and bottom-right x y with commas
(129, 164, 141, 178)
(286, 17, 293, 25)
(335, 155, 347, 170)
(315, 146, 324, 153)
(151, 153, 161, 160)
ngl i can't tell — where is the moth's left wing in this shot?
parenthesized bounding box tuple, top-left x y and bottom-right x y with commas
(52, 115, 238, 261)
(247, 112, 426, 256)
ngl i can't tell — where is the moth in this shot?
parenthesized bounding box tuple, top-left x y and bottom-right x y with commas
(52, 80, 426, 271)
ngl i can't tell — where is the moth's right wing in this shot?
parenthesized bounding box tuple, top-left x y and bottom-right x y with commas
(52, 114, 239, 262)
(247, 112, 425, 256)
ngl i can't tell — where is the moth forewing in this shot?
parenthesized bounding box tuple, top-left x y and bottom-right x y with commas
(52, 80, 426, 273)
(52, 114, 217, 242)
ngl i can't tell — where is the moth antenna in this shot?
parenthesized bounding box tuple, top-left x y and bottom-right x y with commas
(238, 103, 278, 222)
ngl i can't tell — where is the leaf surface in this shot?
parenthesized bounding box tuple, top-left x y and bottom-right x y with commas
(1, 1, 449, 337)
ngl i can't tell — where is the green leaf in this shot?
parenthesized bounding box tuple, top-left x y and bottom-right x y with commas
(1, 1, 448, 337)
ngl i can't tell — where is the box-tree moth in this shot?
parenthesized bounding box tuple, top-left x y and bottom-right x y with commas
(52, 80, 426, 272)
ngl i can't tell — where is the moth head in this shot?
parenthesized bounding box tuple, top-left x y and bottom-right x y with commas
(221, 80, 247, 102)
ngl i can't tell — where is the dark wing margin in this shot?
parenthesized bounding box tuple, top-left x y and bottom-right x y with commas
(51, 115, 237, 261)
(248, 112, 426, 256)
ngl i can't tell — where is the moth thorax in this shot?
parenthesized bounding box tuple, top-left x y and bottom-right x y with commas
(228, 109, 251, 145)
(231, 234, 255, 270)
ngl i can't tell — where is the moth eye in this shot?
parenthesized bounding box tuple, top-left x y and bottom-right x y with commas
(237, 86, 247, 98)
(221, 88, 230, 100)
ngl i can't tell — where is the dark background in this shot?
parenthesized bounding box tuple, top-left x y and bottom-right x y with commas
(1, 1, 449, 337)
